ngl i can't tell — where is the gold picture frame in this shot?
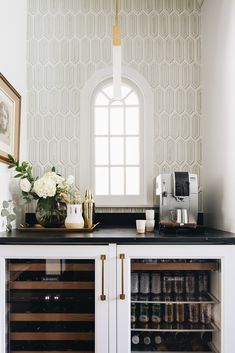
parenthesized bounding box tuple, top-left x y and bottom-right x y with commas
(0, 73, 21, 163)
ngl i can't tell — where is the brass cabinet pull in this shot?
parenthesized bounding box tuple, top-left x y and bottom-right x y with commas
(119, 254, 125, 300)
(100, 255, 106, 301)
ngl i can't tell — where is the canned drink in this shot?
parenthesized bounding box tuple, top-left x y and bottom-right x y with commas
(151, 303, 161, 324)
(131, 272, 139, 294)
(139, 303, 150, 323)
(162, 272, 174, 294)
(175, 295, 185, 323)
(140, 273, 150, 294)
(164, 295, 174, 323)
(151, 273, 161, 294)
(200, 303, 212, 324)
(131, 303, 137, 324)
(185, 272, 195, 294)
(198, 272, 209, 293)
(188, 303, 199, 323)
(174, 273, 184, 294)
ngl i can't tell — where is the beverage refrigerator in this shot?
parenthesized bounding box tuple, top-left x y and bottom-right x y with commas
(117, 244, 235, 353)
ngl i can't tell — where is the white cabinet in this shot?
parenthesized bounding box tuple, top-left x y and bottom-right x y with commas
(0, 244, 110, 353)
(116, 245, 235, 353)
(0, 243, 235, 353)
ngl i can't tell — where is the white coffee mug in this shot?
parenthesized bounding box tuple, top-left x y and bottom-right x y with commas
(145, 209, 155, 220)
(136, 220, 146, 234)
(146, 220, 155, 232)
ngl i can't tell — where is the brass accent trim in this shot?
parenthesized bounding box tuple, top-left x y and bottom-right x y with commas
(112, 0, 121, 45)
(112, 25, 121, 46)
(119, 253, 125, 300)
(100, 254, 106, 301)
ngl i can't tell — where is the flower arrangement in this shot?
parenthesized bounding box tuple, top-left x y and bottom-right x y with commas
(8, 154, 79, 202)
(8, 154, 81, 227)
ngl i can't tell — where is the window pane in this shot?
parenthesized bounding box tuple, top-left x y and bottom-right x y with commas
(95, 167, 109, 195)
(126, 137, 139, 165)
(121, 85, 131, 99)
(124, 91, 139, 105)
(95, 92, 109, 105)
(95, 137, 108, 165)
(95, 107, 108, 135)
(126, 167, 140, 195)
(110, 167, 124, 195)
(102, 85, 113, 99)
(110, 107, 124, 135)
(110, 137, 124, 165)
(126, 107, 139, 135)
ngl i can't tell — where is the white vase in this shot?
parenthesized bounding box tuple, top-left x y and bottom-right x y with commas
(65, 204, 84, 229)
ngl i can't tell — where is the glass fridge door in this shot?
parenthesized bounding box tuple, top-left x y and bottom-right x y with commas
(0, 245, 109, 353)
(117, 245, 235, 353)
(130, 258, 220, 352)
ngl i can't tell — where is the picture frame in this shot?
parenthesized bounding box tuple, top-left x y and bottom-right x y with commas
(0, 72, 21, 164)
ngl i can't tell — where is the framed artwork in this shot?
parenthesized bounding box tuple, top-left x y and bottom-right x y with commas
(0, 73, 21, 163)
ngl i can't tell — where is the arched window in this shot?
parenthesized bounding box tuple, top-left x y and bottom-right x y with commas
(92, 80, 142, 203)
(80, 67, 153, 207)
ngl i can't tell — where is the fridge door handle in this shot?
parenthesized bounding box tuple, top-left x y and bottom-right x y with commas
(119, 254, 126, 300)
(100, 254, 106, 301)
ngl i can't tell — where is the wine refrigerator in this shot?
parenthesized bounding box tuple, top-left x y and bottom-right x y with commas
(1, 245, 109, 353)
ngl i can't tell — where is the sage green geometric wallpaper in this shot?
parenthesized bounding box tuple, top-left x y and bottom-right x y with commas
(27, 0, 202, 208)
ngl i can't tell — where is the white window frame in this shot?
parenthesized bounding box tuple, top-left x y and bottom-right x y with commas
(80, 66, 154, 207)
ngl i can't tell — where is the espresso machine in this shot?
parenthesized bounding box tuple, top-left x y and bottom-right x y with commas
(156, 172, 198, 227)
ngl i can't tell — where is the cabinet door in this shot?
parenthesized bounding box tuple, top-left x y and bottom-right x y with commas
(117, 244, 235, 353)
(0, 245, 110, 353)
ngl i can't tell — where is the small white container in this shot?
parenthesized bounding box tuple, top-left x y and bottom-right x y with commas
(136, 220, 146, 234)
(146, 220, 155, 232)
(145, 209, 155, 220)
(65, 204, 84, 229)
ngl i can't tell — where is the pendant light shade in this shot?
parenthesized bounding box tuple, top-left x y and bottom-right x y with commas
(112, 0, 122, 100)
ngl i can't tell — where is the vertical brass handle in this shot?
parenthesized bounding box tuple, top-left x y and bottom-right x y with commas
(100, 255, 106, 301)
(120, 254, 125, 300)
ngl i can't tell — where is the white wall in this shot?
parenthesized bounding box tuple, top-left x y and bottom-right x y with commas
(0, 0, 27, 231)
(202, 0, 235, 231)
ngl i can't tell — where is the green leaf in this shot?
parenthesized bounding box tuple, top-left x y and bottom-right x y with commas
(14, 173, 23, 178)
(7, 214, 16, 222)
(6, 224, 12, 232)
(13, 206, 21, 214)
(2, 201, 9, 208)
(1, 209, 9, 217)
(8, 154, 14, 162)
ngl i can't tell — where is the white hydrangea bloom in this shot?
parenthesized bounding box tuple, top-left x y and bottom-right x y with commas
(34, 177, 56, 198)
(19, 179, 31, 193)
(43, 172, 67, 189)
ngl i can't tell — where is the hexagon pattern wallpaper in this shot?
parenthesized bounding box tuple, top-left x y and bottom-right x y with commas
(27, 0, 202, 209)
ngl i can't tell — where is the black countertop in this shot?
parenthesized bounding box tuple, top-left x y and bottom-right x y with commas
(0, 227, 235, 245)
